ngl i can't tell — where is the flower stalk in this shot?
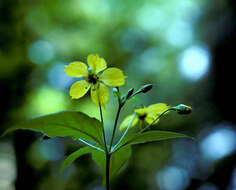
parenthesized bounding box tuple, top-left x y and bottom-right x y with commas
(109, 103, 122, 152)
(99, 102, 108, 153)
(106, 153, 111, 190)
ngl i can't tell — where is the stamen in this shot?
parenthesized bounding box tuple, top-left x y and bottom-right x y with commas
(138, 113, 147, 120)
(88, 74, 98, 84)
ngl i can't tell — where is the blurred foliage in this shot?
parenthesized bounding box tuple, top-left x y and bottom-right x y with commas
(1, 0, 236, 189)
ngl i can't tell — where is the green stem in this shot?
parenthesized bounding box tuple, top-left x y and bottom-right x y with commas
(114, 109, 173, 152)
(79, 138, 104, 152)
(111, 113, 136, 153)
(139, 109, 171, 133)
(106, 153, 111, 190)
(109, 104, 122, 152)
(99, 103, 108, 153)
(139, 120, 144, 130)
(96, 83, 108, 153)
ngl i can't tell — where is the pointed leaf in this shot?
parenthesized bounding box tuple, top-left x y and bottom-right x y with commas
(118, 130, 192, 148)
(60, 146, 94, 174)
(3, 111, 104, 147)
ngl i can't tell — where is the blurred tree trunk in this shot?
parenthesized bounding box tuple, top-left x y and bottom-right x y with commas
(0, 0, 35, 189)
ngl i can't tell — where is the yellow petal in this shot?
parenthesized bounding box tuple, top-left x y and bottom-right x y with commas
(65, 61, 88, 77)
(145, 116, 159, 125)
(134, 107, 147, 115)
(87, 54, 107, 74)
(69, 80, 91, 99)
(119, 115, 139, 131)
(90, 83, 109, 107)
(147, 103, 170, 117)
(100, 68, 126, 87)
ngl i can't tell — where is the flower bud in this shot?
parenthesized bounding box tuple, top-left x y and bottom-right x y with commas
(126, 88, 134, 99)
(88, 67, 92, 73)
(171, 104, 192, 115)
(113, 87, 118, 93)
(113, 87, 121, 99)
(136, 84, 153, 94)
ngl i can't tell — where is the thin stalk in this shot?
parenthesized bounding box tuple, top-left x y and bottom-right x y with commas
(99, 103, 108, 153)
(114, 109, 174, 153)
(111, 113, 136, 153)
(106, 154, 111, 190)
(79, 138, 105, 152)
(96, 84, 108, 153)
(139, 120, 144, 130)
(109, 104, 122, 152)
(139, 109, 171, 133)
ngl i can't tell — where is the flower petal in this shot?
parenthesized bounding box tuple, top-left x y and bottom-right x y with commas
(65, 62, 88, 77)
(134, 107, 147, 115)
(90, 83, 109, 107)
(69, 80, 91, 99)
(119, 115, 139, 131)
(147, 103, 170, 117)
(100, 68, 126, 87)
(145, 116, 159, 125)
(87, 54, 107, 74)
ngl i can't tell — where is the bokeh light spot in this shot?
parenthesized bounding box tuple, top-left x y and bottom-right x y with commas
(138, 47, 166, 74)
(200, 127, 236, 161)
(39, 138, 64, 161)
(47, 62, 73, 90)
(0, 142, 16, 190)
(165, 20, 194, 47)
(156, 166, 189, 190)
(228, 167, 236, 190)
(137, 5, 167, 33)
(172, 140, 198, 175)
(25, 86, 67, 117)
(28, 40, 55, 64)
(178, 45, 210, 81)
(198, 183, 219, 190)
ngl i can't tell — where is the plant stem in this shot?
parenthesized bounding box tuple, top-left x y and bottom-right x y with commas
(139, 120, 144, 130)
(111, 113, 136, 153)
(95, 83, 108, 153)
(78, 138, 105, 152)
(114, 109, 174, 153)
(99, 103, 108, 153)
(139, 109, 171, 133)
(109, 104, 122, 152)
(106, 153, 111, 190)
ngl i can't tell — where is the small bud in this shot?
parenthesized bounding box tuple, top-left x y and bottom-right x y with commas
(113, 87, 118, 93)
(88, 67, 92, 73)
(171, 104, 192, 115)
(126, 88, 134, 99)
(113, 87, 121, 99)
(136, 84, 153, 94)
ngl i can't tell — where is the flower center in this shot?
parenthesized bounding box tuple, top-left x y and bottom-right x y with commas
(88, 74, 98, 84)
(138, 113, 147, 120)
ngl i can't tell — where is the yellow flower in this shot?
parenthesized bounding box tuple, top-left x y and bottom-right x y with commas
(65, 54, 126, 107)
(120, 103, 170, 131)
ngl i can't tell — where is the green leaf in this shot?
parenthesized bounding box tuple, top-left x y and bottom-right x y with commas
(3, 111, 104, 147)
(118, 130, 192, 149)
(91, 145, 131, 180)
(110, 145, 131, 178)
(60, 146, 94, 174)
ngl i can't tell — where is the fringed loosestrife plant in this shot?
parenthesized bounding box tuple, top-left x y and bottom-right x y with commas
(3, 54, 192, 190)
